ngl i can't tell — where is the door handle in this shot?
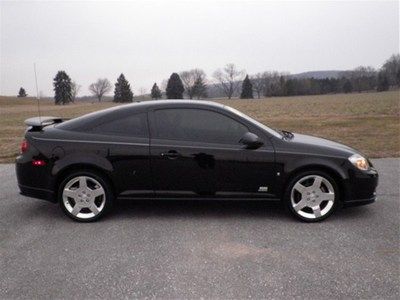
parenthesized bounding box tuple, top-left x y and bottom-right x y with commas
(160, 150, 181, 159)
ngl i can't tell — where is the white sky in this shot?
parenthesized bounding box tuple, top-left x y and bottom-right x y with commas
(0, 0, 399, 96)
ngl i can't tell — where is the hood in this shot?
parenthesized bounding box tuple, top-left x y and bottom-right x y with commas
(288, 133, 358, 157)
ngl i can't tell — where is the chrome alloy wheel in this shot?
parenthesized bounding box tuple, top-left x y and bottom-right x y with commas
(62, 176, 106, 220)
(290, 175, 335, 220)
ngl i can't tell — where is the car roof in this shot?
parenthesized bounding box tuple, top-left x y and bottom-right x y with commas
(87, 99, 227, 116)
(55, 100, 228, 131)
(120, 99, 225, 110)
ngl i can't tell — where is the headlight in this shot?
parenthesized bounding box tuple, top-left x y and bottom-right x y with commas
(348, 154, 370, 171)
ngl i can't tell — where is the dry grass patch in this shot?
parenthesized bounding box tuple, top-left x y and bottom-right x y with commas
(0, 91, 399, 163)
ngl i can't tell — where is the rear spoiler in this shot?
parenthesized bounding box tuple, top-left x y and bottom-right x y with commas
(24, 116, 66, 131)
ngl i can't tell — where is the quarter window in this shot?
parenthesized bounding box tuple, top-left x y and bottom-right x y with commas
(91, 113, 148, 138)
(154, 108, 248, 144)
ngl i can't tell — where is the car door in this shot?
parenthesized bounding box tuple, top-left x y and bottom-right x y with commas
(149, 107, 276, 199)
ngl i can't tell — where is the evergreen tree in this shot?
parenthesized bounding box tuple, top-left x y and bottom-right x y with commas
(17, 87, 27, 97)
(166, 73, 184, 99)
(240, 75, 254, 99)
(193, 77, 207, 99)
(377, 71, 389, 92)
(53, 71, 73, 105)
(343, 79, 353, 93)
(114, 74, 133, 103)
(151, 83, 162, 99)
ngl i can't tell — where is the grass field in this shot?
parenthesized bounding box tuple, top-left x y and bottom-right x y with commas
(0, 90, 399, 163)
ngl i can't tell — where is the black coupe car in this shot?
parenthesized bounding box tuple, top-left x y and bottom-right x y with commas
(16, 100, 378, 222)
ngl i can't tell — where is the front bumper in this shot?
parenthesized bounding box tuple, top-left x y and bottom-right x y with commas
(343, 194, 376, 207)
(343, 165, 379, 206)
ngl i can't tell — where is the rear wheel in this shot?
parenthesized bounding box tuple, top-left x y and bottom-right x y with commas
(58, 171, 113, 222)
(284, 171, 338, 222)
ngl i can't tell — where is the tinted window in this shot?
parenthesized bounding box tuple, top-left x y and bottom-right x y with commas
(91, 113, 148, 138)
(154, 108, 248, 144)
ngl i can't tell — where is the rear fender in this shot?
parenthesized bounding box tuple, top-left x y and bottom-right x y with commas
(52, 153, 114, 177)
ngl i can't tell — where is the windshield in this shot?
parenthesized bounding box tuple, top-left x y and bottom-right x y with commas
(224, 106, 283, 138)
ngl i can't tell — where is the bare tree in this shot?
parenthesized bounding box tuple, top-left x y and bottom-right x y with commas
(347, 66, 377, 92)
(213, 63, 244, 99)
(179, 69, 206, 99)
(251, 73, 265, 99)
(89, 78, 112, 102)
(161, 79, 169, 94)
(139, 87, 147, 100)
(71, 81, 81, 103)
(262, 71, 289, 97)
(381, 54, 400, 86)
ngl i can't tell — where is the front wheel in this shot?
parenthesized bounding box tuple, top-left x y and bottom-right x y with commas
(284, 171, 339, 222)
(58, 171, 113, 222)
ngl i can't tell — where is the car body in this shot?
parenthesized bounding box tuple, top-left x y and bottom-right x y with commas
(16, 100, 378, 222)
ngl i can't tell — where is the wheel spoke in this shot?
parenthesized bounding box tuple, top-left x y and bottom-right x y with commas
(64, 188, 77, 199)
(79, 177, 87, 189)
(320, 192, 335, 202)
(312, 176, 323, 190)
(71, 204, 81, 216)
(312, 206, 322, 218)
(294, 199, 307, 212)
(90, 204, 100, 215)
(293, 182, 307, 193)
(91, 186, 105, 198)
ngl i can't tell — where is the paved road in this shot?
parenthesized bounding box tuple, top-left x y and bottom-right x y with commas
(0, 159, 399, 299)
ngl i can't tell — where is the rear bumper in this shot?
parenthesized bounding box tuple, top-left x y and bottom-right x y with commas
(16, 155, 57, 203)
(18, 184, 56, 203)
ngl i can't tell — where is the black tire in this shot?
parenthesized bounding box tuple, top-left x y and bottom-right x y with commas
(58, 170, 114, 222)
(283, 170, 339, 222)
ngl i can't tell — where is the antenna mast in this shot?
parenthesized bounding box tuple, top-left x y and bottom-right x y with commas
(34, 63, 41, 121)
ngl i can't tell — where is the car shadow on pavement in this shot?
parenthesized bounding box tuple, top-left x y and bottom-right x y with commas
(107, 199, 374, 222)
(109, 199, 291, 221)
(19, 197, 375, 223)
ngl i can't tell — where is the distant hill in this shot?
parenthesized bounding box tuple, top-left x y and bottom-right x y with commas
(205, 70, 349, 98)
(290, 70, 345, 79)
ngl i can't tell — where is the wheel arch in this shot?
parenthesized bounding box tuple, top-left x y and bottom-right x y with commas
(283, 163, 349, 203)
(53, 163, 115, 197)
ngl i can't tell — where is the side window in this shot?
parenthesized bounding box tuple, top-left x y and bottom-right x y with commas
(91, 113, 148, 138)
(154, 108, 248, 144)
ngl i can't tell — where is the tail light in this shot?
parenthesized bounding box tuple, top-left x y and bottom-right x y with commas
(32, 159, 46, 166)
(20, 139, 29, 153)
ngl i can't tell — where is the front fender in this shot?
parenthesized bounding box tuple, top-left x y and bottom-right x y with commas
(284, 156, 348, 181)
(273, 153, 350, 200)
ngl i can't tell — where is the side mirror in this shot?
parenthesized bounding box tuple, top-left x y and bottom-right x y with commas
(239, 132, 264, 149)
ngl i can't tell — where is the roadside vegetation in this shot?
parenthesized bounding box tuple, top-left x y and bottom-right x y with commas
(0, 90, 398, 163)
(15, 54, 400, 102)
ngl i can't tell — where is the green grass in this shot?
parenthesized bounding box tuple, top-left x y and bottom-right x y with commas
(0, 90, 399, 163)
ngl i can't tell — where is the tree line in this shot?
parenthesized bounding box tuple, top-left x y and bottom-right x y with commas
(16, 54, 400, 104)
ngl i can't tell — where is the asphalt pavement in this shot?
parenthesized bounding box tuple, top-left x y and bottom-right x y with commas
(0, 158, 399, 299)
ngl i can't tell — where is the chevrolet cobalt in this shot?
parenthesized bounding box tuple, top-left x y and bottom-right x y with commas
(16, 100, 378, 222)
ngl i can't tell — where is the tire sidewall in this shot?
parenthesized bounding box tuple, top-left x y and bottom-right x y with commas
(58, 170, 113, 222)
(284, 170, 339, 222)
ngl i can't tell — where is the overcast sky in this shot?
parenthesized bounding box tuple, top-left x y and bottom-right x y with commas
(0, 0, 399, 96)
